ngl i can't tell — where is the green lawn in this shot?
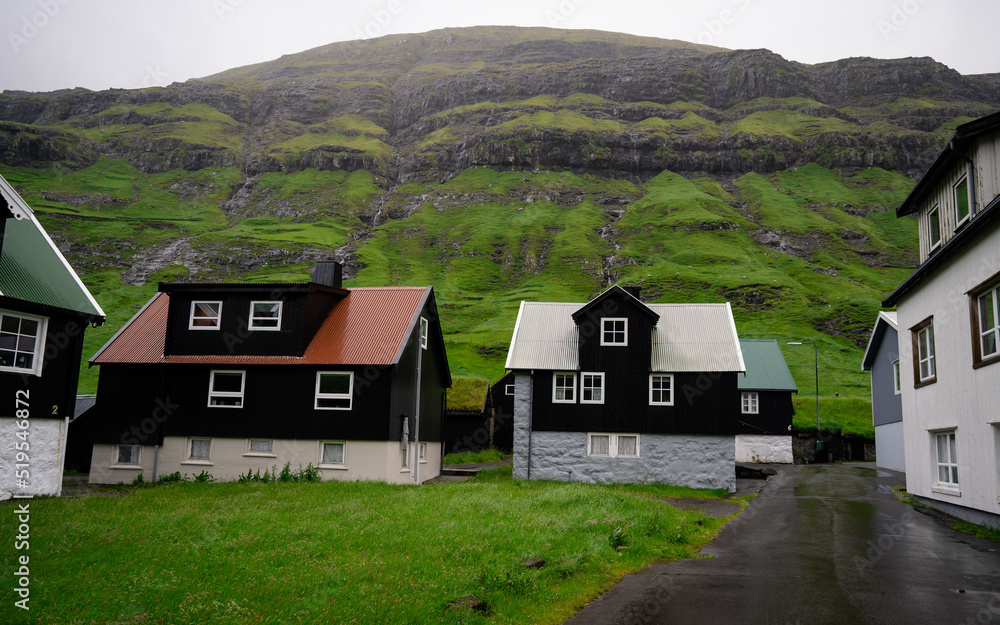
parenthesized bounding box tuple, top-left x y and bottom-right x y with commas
(0, 469, 741, 625)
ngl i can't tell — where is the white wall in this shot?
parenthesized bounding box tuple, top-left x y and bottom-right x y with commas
(0, 417, 67, 498)
(875, 421, 906, 473)
(90, 438, 441, 485)
(897, 224, 1000, 519)
(735, 434, 793, 464)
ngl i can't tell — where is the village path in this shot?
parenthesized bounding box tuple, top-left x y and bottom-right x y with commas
(564, 463, 1000, 625)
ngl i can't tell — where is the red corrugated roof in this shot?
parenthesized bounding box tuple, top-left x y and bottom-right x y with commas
(91, 287, 429, 366)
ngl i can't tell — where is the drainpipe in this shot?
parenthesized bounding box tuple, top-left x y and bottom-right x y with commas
(950, 141, 978, 216)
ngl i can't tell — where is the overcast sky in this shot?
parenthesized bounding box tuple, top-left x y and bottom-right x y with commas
(1, 0, 996, 93)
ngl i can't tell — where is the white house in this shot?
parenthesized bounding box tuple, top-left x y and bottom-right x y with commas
(884, 111, 1000, 526)
(861, 311, 905, 473)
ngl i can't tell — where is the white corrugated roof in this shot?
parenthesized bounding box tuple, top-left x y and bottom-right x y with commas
(505, 300, 744, 373)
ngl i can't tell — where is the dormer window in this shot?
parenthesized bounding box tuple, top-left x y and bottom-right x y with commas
(955, 176, 971, 226)
(928, 205, 941, 250)
(249, 301, 282, 331)
(601, 318, 628, 346)
(190, 301, 222, 330)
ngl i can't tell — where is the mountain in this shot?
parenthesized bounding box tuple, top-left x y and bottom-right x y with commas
(1, 26, 997, 435)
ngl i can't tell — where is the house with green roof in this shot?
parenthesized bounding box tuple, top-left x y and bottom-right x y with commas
(736, 339, 797, 464)
(0, 174, 105, 498)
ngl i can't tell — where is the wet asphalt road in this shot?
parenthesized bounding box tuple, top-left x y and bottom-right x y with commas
(565, 463, 1000, 625)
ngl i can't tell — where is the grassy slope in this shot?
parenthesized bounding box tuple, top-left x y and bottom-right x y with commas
(0, 471, 737, 625)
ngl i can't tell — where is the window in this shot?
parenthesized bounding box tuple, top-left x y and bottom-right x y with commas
(580, 372, 605, 404)
(553, 372, 576, 403)
(208, 370, 245, 407)
(420, 316, 428, 349)
(315, 372, 353, 410)
(893, 360, 901, 395)
(742, 392, 759, 414)
(115, 445, 141, 466)
(249, 301, 282, 331)
(588, 433, 639, 458)
(601, 318, 627, 346)
(955, 177, 971, 225)
(247, 439, 274, 455)
(505, 384, 515, 396)
(972, 278, 1000, 368)
(419, 442, 427, 462)
(401, 441, 409, 469)
(928, 205, 941, 249)
(0, 310, 47, 376)
(935, 431, 958, 486)
(911, 318, 936, 387)
(649, 374, 673, 405)
(188, 438, 212, 461)
(190, 301, 222, 330)
(322, 442, 346, 466)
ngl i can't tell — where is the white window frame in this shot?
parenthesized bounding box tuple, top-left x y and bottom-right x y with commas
(601, 318, 628, 346)
(580, 372, 605, 404)
(419, 442, 428, 463)
(0, 309, 48, 377)
(248, 301, 282, 331)
(189, 301, 222, 330)
(934, 430, 958, 488)
(741, 391, 759, 414)
(588, 433, 640, 458)
(978, 286, 1000, 361)
(208, 370, 245, 408)
(917, 325, 936, 383)
(320, 441, 347, 468)
(186, 438, 212, 464)
(315, 371, 354, 410)
(552, 372, 576, 403)
(954, 175, 971, 226)
(893, 359, 901, 395)
(505, 384, 515, 396)
(114, 444, 141, 467)
(928, 204, 941, 250)
(245, 439, 275, 457)
(649, 373, 674, 406)
(420, 316, 428, 350)
(401, 440, 410, 470)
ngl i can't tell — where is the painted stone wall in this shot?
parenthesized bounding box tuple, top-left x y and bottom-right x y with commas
(512, 373, 532, 480)
(735, 434, 793, 464)
(0, 418, 66, 497)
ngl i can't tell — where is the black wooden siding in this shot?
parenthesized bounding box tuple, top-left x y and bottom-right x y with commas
(736, 390, 794, 435)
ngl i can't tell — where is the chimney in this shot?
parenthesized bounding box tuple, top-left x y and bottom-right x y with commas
(312, 260, 343, 288)
(622, 285, 641, 300)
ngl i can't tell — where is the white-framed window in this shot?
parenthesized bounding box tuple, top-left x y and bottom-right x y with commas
(955, 176, 971, 225)
(208, 370, 245, 408)
(321, 441, 346, 467)
(935, 431, 958, 486)
(419, 442, 427, 463)
(553, 372, 576, 403)
(977, 285, 1000, 362)
(505, 384, 515, 396)
(401, 441, 409, 469)
(249, 301, 282, 331)
(188, 438, 212, 462)
(588, 433, 639, 458)
(315, 372, 353, 410)
(420, 316, 429, 349)
(114, 444, 141, 466)
(916, 323, 936, 383)
(190, 301, 222, 330)
(893, 359, 901, 395)
(0, 310, 47, 376)
(580, 372, 605, 404)
(649, 373, 673, 406)
(247, 439, 274, 455)
(601, 318, 628, 346)
(741, 392, 759, 414)
(928, 205, 941, 249)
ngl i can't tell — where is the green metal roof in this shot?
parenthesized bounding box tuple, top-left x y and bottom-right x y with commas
(738, 339, 797, 392)
(0, 176, 105, 321)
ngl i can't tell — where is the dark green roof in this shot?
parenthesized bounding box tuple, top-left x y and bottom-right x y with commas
(0, 176, 105, 321)
(738, 339, 797, 392)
